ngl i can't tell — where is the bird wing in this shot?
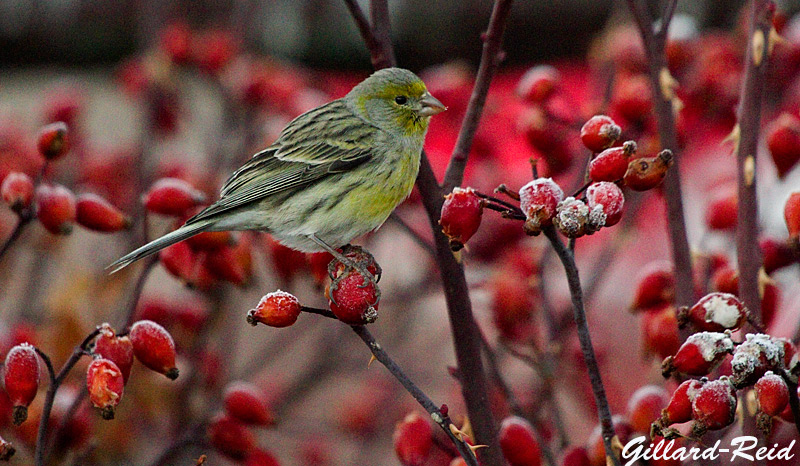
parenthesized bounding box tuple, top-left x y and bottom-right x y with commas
(186, 100, 377, 224)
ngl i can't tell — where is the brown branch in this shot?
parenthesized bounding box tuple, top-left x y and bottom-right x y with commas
(368, 0, 396, 70)
(0, 215, 32, 263)
(779, 370, 800, 436)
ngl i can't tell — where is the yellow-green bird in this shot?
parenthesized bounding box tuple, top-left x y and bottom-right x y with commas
(108, 67, 446, 273)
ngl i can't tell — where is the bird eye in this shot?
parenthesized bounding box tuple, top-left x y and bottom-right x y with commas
(394, 96, 408, 105)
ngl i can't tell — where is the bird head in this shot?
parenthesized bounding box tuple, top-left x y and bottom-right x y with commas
(347, 68, 446, 137)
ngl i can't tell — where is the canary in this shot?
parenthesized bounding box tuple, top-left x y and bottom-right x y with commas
(108, 67, 445, 273)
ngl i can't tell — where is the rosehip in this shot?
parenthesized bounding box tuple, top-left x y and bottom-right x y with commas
(247, 290, 302, 328)
(553, 197, 596, 238)
(631, 262, 675, 311)
(785, 192, 800, 243)
(490, 272, 535, 341)
(627, 385, 670, 433)
(142, 177, 206, 217)
(159, 21, 192, 65)
(612, 74, 653, 123)
(75, 193, 132, 232)
(641, 304, 680, 359)
(580, 115, 622, 152)
(223, 381, 275, 426)
(730, 333, 785, 387)
(705, 189, 737, 231)
(589, 141, 636, 182)
(393, 412, 432, 466)
(327, 270, 379, 325)
(755, 372, 789, 417)
(186, 230, 232, 251)
(93, 324, 134, 383)
(516, 65, 560, 103)
(766, 113, 800, 178)
(659, 379, 705, 428)
(202, 245, 251, 286)
(208, 414, 256, 461)
(585, 182, 625, 226)
(86, 358, 124, 420)
(1, 172, 34, 213)
(439, 187, 484, 250)
(586, 415, 633, 466)
(37, 122, 70, 161)
(129, 320, 179, 380)
(691, 377, 737, 435)
(661, 332, 734, 378)
(159, 241, 197, 282)
(759, 236, 798, 274)
(193, 29, 237, 73)
(561, 447, 591, 466)
(36, 184, 76, 235)
(499, 416, 542, 466)
(244, 449, 281, 466)
(679, 292, 747, 332)
(518, 178, 563, 235)
(3, 343, 39, 425)
(623, 149, 674, 191)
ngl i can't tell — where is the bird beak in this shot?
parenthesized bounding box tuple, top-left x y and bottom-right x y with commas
(419, 93, 447, 116)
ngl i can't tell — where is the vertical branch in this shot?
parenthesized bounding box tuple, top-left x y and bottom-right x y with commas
(368, 0, 396, 69)
(734, 0, 774, 324)
(342, 0, 389, 70)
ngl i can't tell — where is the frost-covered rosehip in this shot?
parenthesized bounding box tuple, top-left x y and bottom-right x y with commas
(624, 149, 674, 191)
(679, 292, 747, 332)
(585, 182, 625, 226)
(327, 270, 379, 325)
(37, 121, 70, 161)
(3, 343, 40, 425)
(439, 187, 484, 250)
(129, 320, 179, 380)
(662, 332, 734, 378)
(86, 358, 124, 420)
(516, 65, 560, 103)
(755, 372, 789, 417)
(93, 323, 134, 383)
(519, 178, 563, 235)
(223, 381, 275, 426)
(76, 193, 132, 232)
(631, 261, 675, 312)
(730, 333, 785, 388)
(580, 115, 621, 152)
(658, 379, 705, 429)
(1, 172, 34, 213)
(36, 184, 76, 235)
(553, 197, 594, 238)
(786, 192, 800, 243)
(627, 385, 669, 434)
(499, 416, 542, 466)
(247, 290, 301, 328)
(393, 412, 433, 466)
(589, 141, 636, 182)
(691, 377, 737, 436)
(143, 177, 207, 217)
(766, 113, 800, 178)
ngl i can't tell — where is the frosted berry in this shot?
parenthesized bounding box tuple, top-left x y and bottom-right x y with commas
(516, 65, 560, 103)
(580, 115, 622, 152)
(439, 187, 484, 250)
(657, 379, 705, 429)
(766, 113, 800, 178)
(585, 182, 625, 226)
(208, 414, 256, 461)
(76, 193, 132, 232)
(36, 184, 76, 235)
(518, 178, 563, 235)
(3, 343, 39, 425)
(143, 177, 207, 217)
(627, 385, 669, 434)
(755, 372, 789, 417)
(661, 332, 733, 378)
(247, 291, 301, 328)
(588, 141, 636, 182)
(499, 416, 542, 466)
(129, 320, 179, 380)
(785, 192, 800, 244)
(86, 358, 124, 420)
(624, 149, 674, 191)
(705, 189, 737, 231)
(679, 292, 747, 332)
(1, 172, 34, 213)
(691, 377, 737, 435)
(327, 270, 379, 325)
(37, 122, 70, 161)
(730, 333, 785, 387)
(631, 262, 675, 311)
(93, 323, 134, 383)
(223, 381, 275, 426)
(393, 412, 433, 466)
(553, 197, 592, 238)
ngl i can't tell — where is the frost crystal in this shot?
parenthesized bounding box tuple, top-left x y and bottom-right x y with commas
(686, 332, 734, 362)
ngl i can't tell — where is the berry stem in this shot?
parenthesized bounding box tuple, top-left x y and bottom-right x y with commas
(543, 226, 622, 466)
(0, 214, 32, 263)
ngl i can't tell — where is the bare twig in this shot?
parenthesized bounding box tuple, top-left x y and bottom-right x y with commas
(0, 215, 32, 263)
(388, 212, 435, 256)
(368, 0, 396, 70)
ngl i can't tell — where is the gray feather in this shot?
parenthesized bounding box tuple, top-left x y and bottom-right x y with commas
(106, 221, 210, 274)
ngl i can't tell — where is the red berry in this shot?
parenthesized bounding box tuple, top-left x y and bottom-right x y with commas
(641, 304, 680, 360)
(36, 184, 76, 235)
(580, 115, 622, 152)
(327, 271, 379, 325)
(202, 244, 251, 286)
(223, 381, 275, 426)
(705, 188, 737, 231)
(516, 65, 560, 103)
(785, 192, 800, 242)
(589, 141, 636, 182)
(691, 377, 737, 434)
(393, 412, 433, 466)
(681, 292, 747, 332)
(561, 446, 591, 466)
(159, 21, 192, 65)
(518, 178, 563, 235)
(585, 181, 625, 226)
(623, 149, 674, 191)
(631, 262, 675, 311)
(755, 372, 789, 417)
(627, 385, 669, 433)
(553, 197, 600, 238)
(93, 324, 134, 383)
(490, 272, 535, 342)
(586, 415, 633, 466)
(660, 379, 705, 427)
(76, 193, 132, 232)
(662, 332, 733, 377)
(439, 187, 484, 250)
(143, 177, 207, 217)
(208, 414, 256, 461)
(499, 416, 542, 466)
(3, 343, 39, 425)
(1, 172, 34, 213)
(86, 358, 124, 420)
(730, 333, 785, 387)
(193, 29, 237, 73)
(37, 122, 70, 161)
(186, 230, 232, 251)
(612, 74, 653, 123)
(759, 236, 798, 274)
(307, 251, 335, 286)
(766, 113, 800, 178)
(159, 241, 198, 282)
(247, 291, 301, 328)
(244, 449, 281, 466)
(129, 320, 179, 380)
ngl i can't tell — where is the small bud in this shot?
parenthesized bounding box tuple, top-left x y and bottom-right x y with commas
(588, 141, 636, 182)
(247, 290, 301, 328)
(580, 115, 622, 152)
(627, 385, 670, 434)
(498, 416, 542, 466)
(662, 332, 734, 378)
(439, 187, 484, 250)
(36, 184, 76, 235)
(1, 173, 34, 213)
(516, 65, 560, 103)
(129, 320, 179, 380)
(680, 292, 747, 333)
(631, 262, 675, 311)
(37, 122, 70, 161)
(223, 381, 275, 426)
(624, 149, 674, 191)
(327, 270, 379, 325)
(3, 343, 39, 425)
(518, 178, 563, 235)
(766, 113, 800, 178)
(143, 177, 207, 217)
(93, 323, 134, 383)
(86, 358, 124, 420)
(393, 412, 433, 466)
(76, 193, 132, 232)
(755, 372, 789, 417)
(691, 377, 737, 435)
(585, 181, 625, 227)
(553, 197, 590, 238)
(207, 414, 256, 461)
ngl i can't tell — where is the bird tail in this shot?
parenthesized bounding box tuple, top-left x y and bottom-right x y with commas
(107, 221, 210, 274)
